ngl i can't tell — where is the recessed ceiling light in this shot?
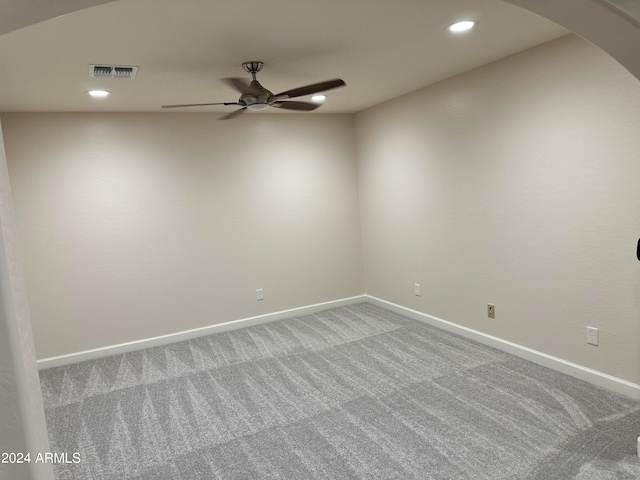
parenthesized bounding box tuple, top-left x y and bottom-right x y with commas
(447, 20, 477, 33)
(311, 95, 326, 103)
(86, 89, 111, 98)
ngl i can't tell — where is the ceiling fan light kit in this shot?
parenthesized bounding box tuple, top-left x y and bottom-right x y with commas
(162, 61, 346, 119)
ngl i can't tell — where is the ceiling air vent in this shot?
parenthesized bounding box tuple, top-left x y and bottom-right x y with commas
(89, 65, 138, 79)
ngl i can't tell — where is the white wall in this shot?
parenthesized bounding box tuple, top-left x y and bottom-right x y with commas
(356, 35, 640, 385)
(2, 112, 363, 359)
(0, 119, 52, 479)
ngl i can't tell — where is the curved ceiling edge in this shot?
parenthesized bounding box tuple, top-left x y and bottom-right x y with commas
(0, 0, 116, 37)
(505, 0, 640, 81)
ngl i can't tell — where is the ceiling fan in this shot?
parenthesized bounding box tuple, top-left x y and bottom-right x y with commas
(162, 61, 346, 120)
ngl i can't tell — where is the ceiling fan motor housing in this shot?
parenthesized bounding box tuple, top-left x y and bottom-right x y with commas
(239, 77, 274, 110)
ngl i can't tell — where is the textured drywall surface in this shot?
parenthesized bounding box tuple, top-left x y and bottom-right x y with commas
(0, 120, 53, 479)
(2, 113, 363, 359)
(356, 35, 640, 385)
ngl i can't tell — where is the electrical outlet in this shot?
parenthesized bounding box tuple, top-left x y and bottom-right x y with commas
(414, 283, 421, 296)
(587, 326, 598, 346)
(256, 288, 264, 301)
(487, 304, 495, 318)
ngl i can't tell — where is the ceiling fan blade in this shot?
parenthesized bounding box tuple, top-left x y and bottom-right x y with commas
(221, 77, 258, 95)
(272, 101, 320, 111)
(219, 107, 247, 120)
(274, 78, 346, 99)
(162, 102, 238, 109)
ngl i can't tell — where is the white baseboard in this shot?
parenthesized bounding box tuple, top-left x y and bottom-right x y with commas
(37, 293, 640, 401)
(366, 295, 640, 400)
(37, 295, 367, 370)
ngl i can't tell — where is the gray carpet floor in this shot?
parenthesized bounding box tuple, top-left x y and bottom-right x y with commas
(39, 302, 640, 479)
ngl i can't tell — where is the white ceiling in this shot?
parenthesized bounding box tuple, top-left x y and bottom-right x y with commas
(0, 0, 567, 114)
